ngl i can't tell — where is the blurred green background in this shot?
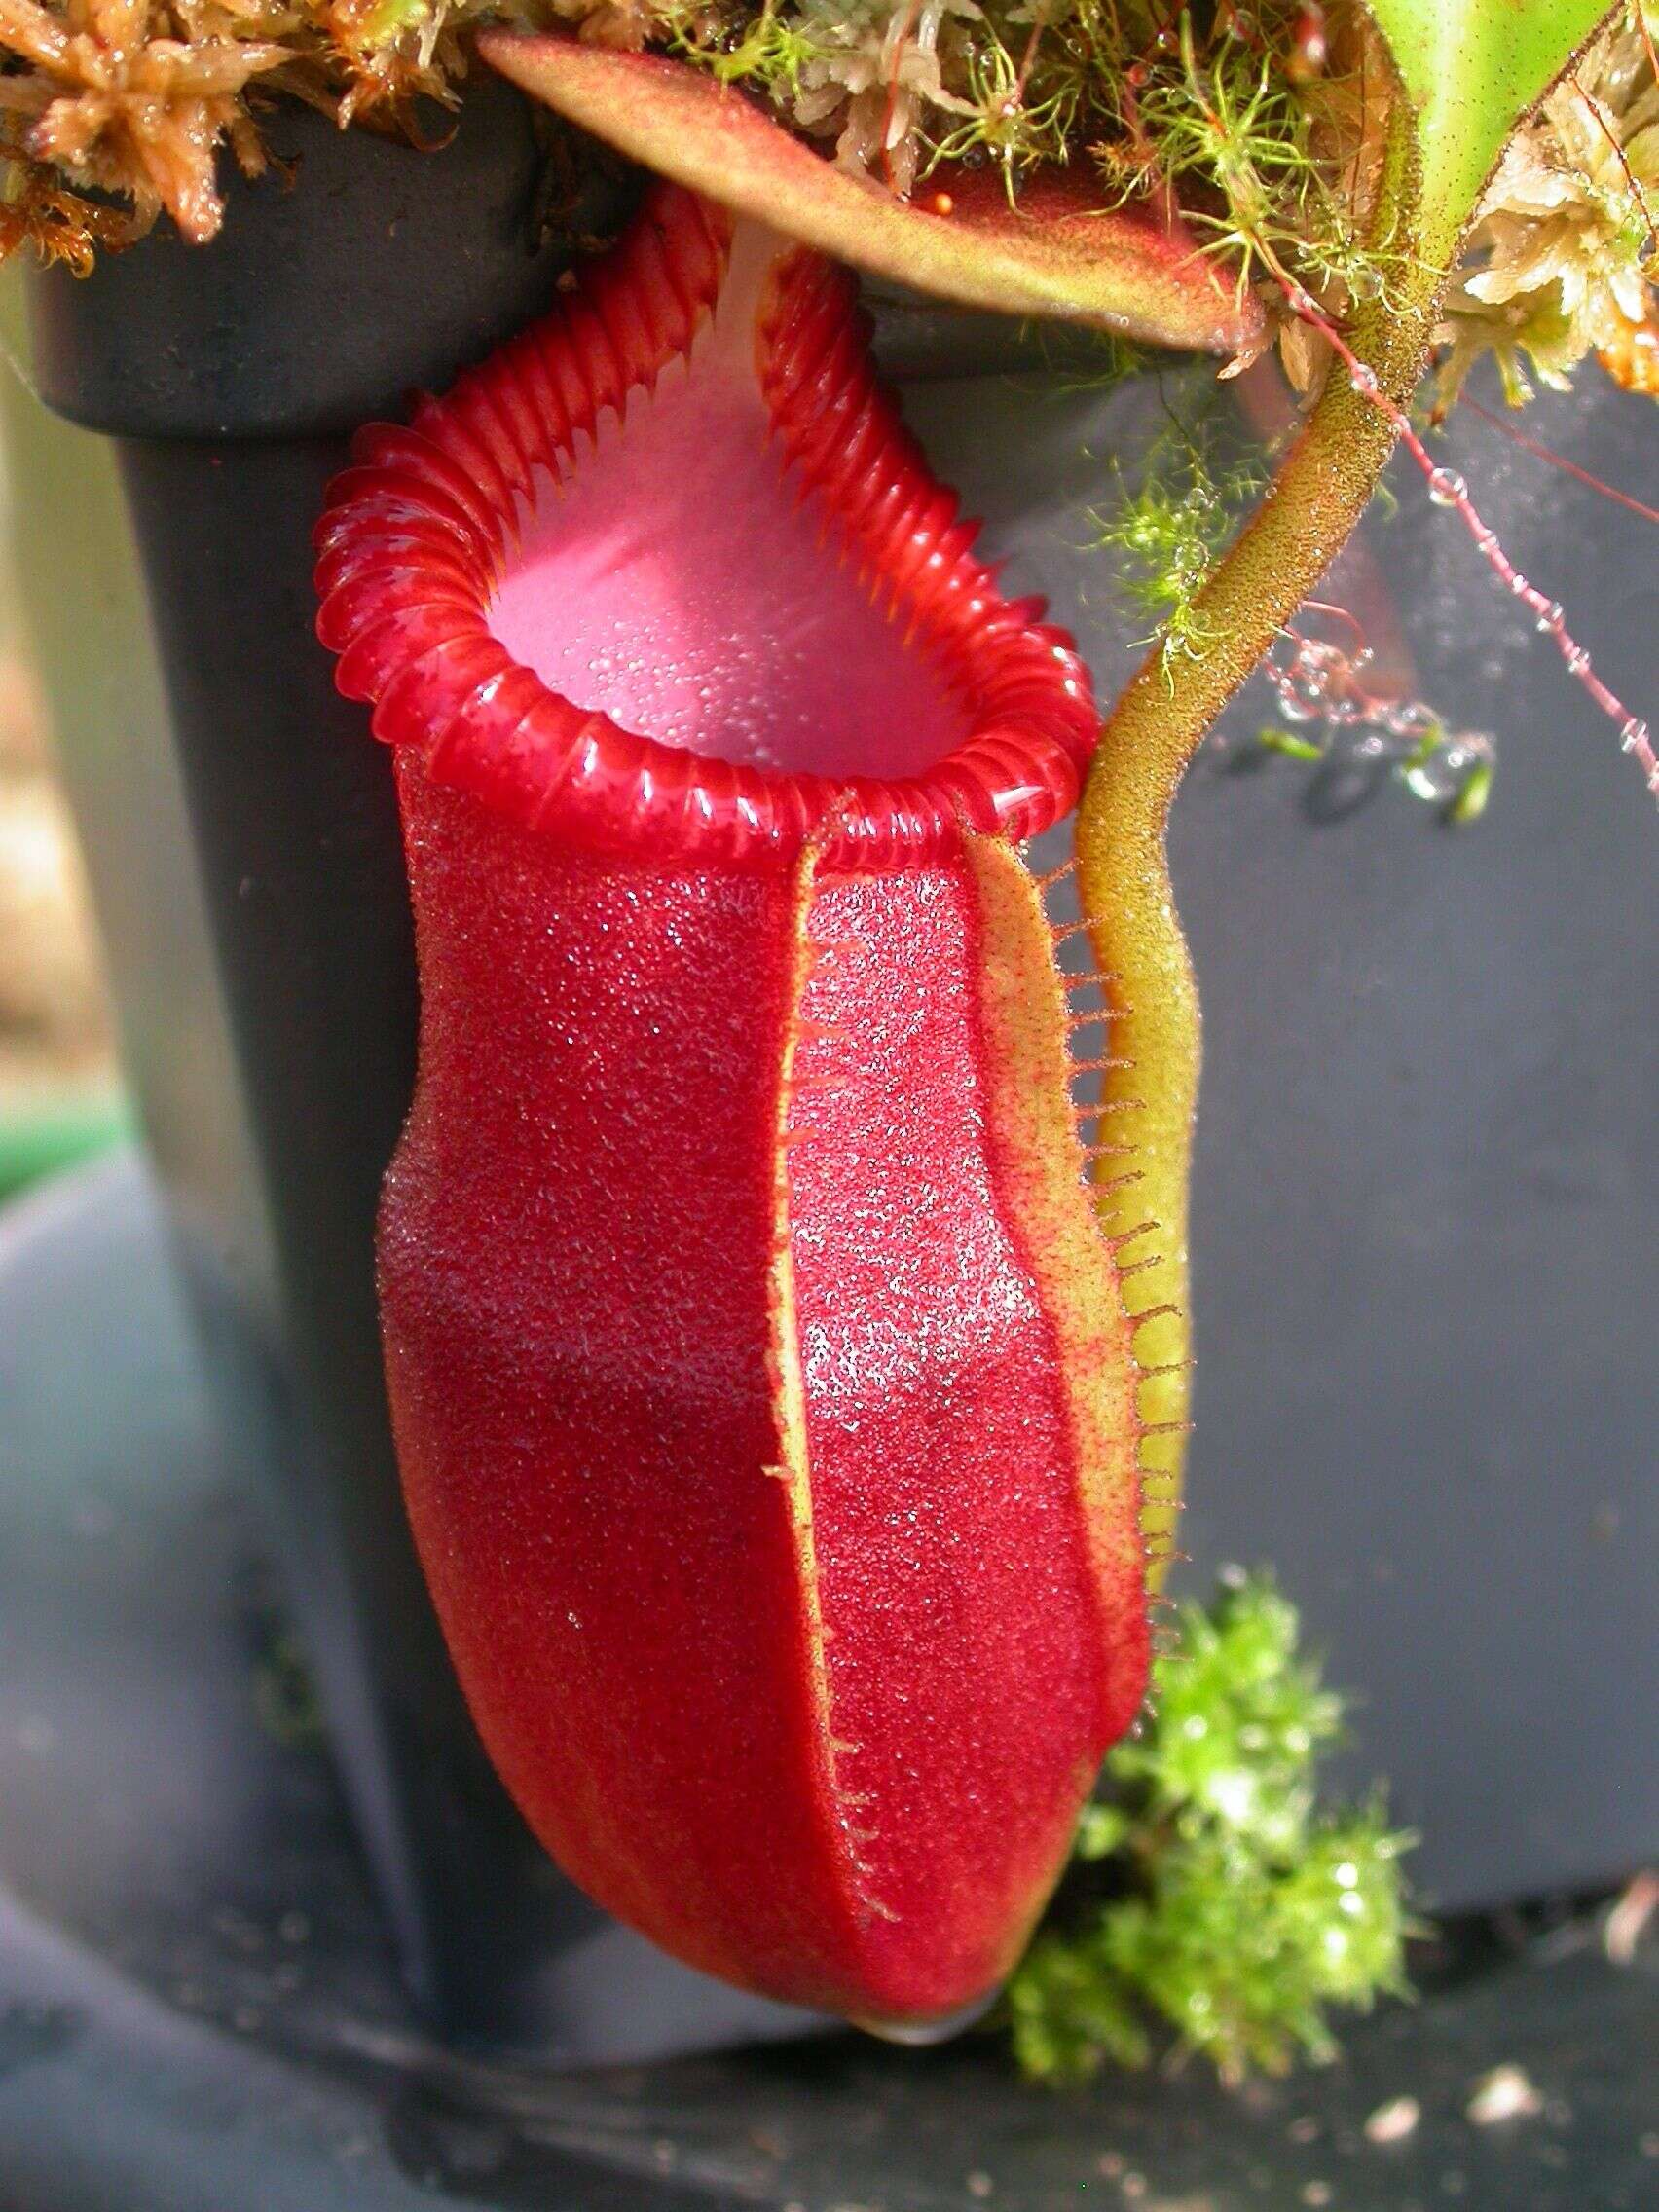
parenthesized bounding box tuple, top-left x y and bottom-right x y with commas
(0, 451, 130, 1199)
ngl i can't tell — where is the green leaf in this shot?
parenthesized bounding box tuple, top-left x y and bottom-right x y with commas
(479, 31, 1262, 354)
(1362, 0, 1621, 257)
(1448, 757, 1494, 825)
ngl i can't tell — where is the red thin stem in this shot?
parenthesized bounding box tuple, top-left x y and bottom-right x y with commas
(1299, 598, 1371, 650)
(1280, 282, 1658, 805)
(1457, 392, 1659, 526)
(1568, 70, 1656, 251)
(879, 0, 925, 194)
(1013, 3, 1049, 103)
(1640, 4, 1659, 89)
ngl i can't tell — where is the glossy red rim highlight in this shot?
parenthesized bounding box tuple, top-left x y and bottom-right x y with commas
(314, 183, 1099, 870)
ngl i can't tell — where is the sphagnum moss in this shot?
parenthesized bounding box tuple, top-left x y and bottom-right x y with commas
(1011, 1572, 1418, 2086)
(3, 3, 1651, 423)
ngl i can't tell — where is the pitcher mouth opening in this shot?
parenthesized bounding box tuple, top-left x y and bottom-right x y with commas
(315, 183, 1098, 872)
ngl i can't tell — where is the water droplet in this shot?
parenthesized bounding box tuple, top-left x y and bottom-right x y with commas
(1620, 717, 1649, 755)
(1426, 466, 1466, 507)
(1533, 601, 1565, 634)
(1406, 733, 1494, 819)
(1349, 362, 1380, 397)
(1564, 645, 1591, 676)
(1450, 733, 1494, 767)
(1401, 749, 1456, 804)
(1384, 701, 1438, 740)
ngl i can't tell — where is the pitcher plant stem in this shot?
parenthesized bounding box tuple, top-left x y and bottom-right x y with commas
(1077, 98, 1441, 1567)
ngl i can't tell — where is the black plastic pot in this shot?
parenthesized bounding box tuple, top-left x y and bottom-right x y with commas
(2, 85, 819, 2062)
(2, 71, 1654, 2080)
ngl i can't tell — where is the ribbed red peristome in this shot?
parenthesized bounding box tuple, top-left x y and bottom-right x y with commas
(313, 182, 1097, 869)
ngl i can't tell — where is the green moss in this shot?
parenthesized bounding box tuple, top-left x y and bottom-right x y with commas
(665, 3, 1352, 220)
(1088, 419, 1269, 666)
(1009, 1572, 1417, 2085)
(1124, 10, 1389, 305)
(2, 0, 1644, 438)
